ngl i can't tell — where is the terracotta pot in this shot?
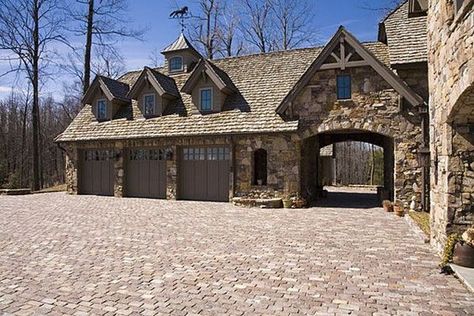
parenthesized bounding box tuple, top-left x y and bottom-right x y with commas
(393, 205, 404, 217)
(282, 199, 292, 208)
(453, 243, 474, 268)
(383, 203, 393, 212)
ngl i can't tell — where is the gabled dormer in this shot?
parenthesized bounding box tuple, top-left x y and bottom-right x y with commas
(161, 33, 201, 75)
(127, 67, 179, 118)
(82, 75, 130, 122)
(181, 59, 236, 113)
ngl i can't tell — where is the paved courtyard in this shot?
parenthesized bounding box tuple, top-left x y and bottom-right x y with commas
(0, 192, 473, 315)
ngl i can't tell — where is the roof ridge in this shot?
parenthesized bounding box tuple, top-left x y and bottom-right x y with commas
(212, 46, 324, 62)
(381, 0, 408, 23)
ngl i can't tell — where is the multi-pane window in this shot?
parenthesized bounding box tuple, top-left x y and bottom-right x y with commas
(200, 88, 213, 111)
(97, 99, 107, 120)
(129, 149, 172, 161)
(85, 149, 115, 161)
(144, 94, 155, 116)
(183, 147, 230, 161)
(169, 56, 183, 72)
(336, 75, 351, 100)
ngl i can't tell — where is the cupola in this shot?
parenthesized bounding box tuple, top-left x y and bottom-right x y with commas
(161, 33, 201, 75)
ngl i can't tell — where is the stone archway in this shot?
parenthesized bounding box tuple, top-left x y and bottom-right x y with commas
(301, 129, 395, 206)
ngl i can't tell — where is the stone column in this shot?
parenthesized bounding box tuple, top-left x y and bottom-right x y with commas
(114, 142, 124, 197)
(65, 144, 78, 195)
(166, 145, 178, 200)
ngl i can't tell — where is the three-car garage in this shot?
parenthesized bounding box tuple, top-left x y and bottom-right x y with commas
(78, 146, 231, 202)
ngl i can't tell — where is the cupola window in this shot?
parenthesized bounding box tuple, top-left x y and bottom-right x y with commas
(169, 56, 183, 72)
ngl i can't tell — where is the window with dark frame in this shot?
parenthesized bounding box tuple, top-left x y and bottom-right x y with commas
(169, 56, 183, 72)
(253, 149, 267, 186)
(144, 94, 155, 116)
(97, 99, 107, 120)
(200, 88, 213, 111)
(336, 75, 351, 100)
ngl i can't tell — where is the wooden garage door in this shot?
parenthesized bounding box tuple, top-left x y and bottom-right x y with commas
(79, 149, 115, 196)
(125, 148, 167, 199)
(180, 147, 230, 202)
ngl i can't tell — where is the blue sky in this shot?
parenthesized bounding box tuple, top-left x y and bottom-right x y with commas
(0, 0, 397, 99)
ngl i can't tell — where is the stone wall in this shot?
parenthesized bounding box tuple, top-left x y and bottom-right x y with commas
(63, 133, 300, 201)
(427, 0, 474, 252)
(292, 66, 425, 206)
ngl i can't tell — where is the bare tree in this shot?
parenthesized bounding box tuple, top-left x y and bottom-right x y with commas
(270, 0, 316, 51)
(188, 0, 222, 59)
(0, 0, 67, 190)
(240, 0, 274, 53)
(218, 2, 244, 57)
(93, 46, 125, 79)
(68, 0, 144, 94)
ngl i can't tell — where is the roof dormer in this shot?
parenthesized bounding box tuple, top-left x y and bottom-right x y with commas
(127, 67, 179, 118)
(181, 59, 236, 113)
(161, 33, 201, 75)
(82, 75, 130, 121)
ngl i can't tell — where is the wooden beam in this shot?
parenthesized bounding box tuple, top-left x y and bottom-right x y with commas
(320, 60, 369, 70)
(340, 37, 346, 70)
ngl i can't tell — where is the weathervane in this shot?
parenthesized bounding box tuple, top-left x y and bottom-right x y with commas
(169, 6, 190, 33)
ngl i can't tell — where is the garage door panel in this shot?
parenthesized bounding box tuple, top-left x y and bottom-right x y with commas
(180, 147, 230, 202)
(79, 149, 114, 196)
(125, 148, 167, 199)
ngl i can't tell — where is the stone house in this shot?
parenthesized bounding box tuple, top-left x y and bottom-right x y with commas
(56, 1, 430, 205)
(427, 0, 473, 251)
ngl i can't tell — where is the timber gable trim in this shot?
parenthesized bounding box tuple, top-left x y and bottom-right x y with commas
(276, 26, 425, 115)
(82, 76, 130, 105)
(127, 67, 179, 100)
(181, 59, 236, 95)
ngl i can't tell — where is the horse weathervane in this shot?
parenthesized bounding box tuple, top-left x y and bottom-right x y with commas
(169, 6, 190, 33)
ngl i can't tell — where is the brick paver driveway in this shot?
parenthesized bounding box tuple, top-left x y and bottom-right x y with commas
(1, 192, 473, 315)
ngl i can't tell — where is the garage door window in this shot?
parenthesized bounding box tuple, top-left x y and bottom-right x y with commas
(183, 147, 230, 161)
(130, 149, 172, 161)
(84, 150, 115, 161)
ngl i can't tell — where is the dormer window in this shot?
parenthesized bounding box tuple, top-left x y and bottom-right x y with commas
(97, 99, 107, 120)
(408, 0, 427, 17)
(200, 88, 213, 111)
(169, 56, 183, 72)
(336, 75, 351, 100)
(144, 94, 155, 116)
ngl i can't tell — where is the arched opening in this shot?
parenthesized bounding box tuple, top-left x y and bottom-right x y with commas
(301, 129, 394, 208)
(253, 149, 267, 186)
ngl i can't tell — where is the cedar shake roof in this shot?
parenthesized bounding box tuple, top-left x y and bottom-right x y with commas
(380, 0, 427, 65)
(128, 67, 180, 99)
(56, 42, 390, 143)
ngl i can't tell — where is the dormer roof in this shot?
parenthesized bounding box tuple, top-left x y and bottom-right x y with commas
(82, 75, 130, 104)
(128, 67, 180, 100)
(181, 59, 236, 95)
(161, 33, 200, 56)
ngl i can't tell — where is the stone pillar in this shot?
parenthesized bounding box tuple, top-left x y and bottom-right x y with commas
(166, 145, 177, 200)
(114, 143, 124, 197)
(65, 144, 78, 195)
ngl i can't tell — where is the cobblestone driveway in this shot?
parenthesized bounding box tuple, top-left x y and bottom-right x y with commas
(0, 192, 473, 315)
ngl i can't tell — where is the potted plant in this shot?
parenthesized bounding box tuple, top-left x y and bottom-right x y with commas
(393, 202, 404, 217)
(382, 200, 393, 212)
(282, 194, 293, 208)
(453, 227, 474, 268)
(290, 192, 307, 208)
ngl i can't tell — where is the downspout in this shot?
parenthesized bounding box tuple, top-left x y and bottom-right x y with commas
(418, 101, 430, 212)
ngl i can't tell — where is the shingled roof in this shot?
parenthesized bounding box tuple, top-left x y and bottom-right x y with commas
(82, 76, 130, 104)
(56, 42, 390, 143)
(380, 0, 427, 65)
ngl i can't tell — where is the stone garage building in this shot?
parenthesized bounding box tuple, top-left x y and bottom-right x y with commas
(56, 2, 429, 205)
